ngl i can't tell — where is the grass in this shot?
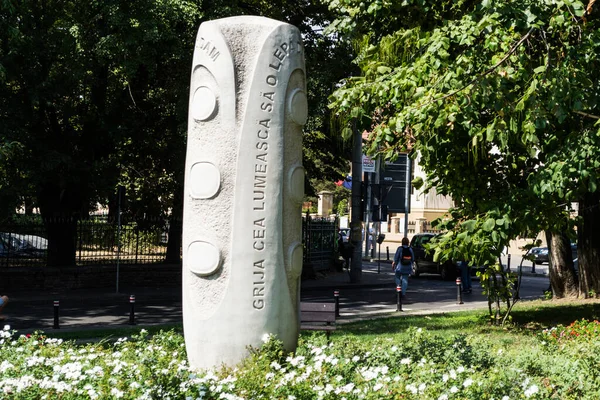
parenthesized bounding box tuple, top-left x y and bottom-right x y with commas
(30, 323, 183, 342)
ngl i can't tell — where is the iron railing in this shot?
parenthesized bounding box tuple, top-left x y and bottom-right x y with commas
(0, 216, 169, 267)
(3, 214, 340, 270)
(302, 214, 338, 273)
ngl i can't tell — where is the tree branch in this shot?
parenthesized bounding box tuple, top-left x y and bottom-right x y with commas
(422, 28, 535, 107)
(574, 110, 600, 120)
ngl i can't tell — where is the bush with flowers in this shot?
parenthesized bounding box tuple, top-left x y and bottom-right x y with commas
(539, 319, 600, 347)
(2, 322, 600, 399)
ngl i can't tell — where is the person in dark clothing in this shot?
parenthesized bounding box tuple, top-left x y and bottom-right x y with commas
(392, 237, 414, 296)
(459, 261, 472, 293)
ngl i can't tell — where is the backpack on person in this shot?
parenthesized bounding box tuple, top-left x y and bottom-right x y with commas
(400, 246, 412, 265)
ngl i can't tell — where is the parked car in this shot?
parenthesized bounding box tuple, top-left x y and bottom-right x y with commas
(0, 233, 47, 258)
(410, 233, 459, 280)
(526, 242, 577, 265)
(526, 246, 549, 264)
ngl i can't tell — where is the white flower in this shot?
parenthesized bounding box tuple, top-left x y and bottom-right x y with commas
(497, 348, 503, 354)
(502, 396, 510, 400)
(438, 395, 449, 400)
(286, 355, 305, 367)
(3, 325, 9, 331)
(110, 388, 124, 398)
(442, 374, 449, 382)
(457, 366, 465, 373)
(373, 383, 383, 391)
(450, 386, 459, 393)
(463, 378, 473, 387)
(352, 356, 360, 362)
(391, 346, 398, 352)
(261, 333, 271, 343)
(406, 384, 418, 394)
(361, 368, 377, 381)
(270, 361, 281, 370)
(341, 383, 355, 393)
(524, 384, 539, 398)
(400, 358, 411, 364)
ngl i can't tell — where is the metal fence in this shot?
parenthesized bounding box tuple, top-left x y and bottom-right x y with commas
(2, 214, 340, 270)
(0, 216, 169, 267)
(302, 214, 338, 273)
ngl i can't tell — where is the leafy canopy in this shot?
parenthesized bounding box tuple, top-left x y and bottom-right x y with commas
(328, 0, 600, 267)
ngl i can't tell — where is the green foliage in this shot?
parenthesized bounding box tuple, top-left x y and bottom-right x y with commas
(337, 198, 349, 216)
(327, 0, 600, 303)
(1, 0, 353, 264)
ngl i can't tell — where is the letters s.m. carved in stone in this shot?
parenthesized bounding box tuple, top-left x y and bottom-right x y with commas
(182, 16, 306, 370)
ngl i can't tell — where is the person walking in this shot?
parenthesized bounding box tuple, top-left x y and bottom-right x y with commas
(392, 237, 414, 297)
(0, 294, 8, 321)
(459, 261, 472, 293)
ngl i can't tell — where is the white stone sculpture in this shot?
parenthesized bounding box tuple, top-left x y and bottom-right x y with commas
(182, 16, 306, 370)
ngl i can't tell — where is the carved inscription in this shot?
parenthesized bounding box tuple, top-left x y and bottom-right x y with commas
(252, 36, 303, 310)
(198, 36, 220, 61)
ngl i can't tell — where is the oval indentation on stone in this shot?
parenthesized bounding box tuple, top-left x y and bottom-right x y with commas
(288, 242, 303, 278)
(287, 89, 308, 126)
(189, 162, 220, 199)
(187, 241, 221, 276)
(191, 86, 217, 121)
(288, 166, 304, 202)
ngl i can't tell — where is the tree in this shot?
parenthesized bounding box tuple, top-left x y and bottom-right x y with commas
(327, 0, 600, 306)
(1, 0, 353, 266)
(0, 0, 203, 265)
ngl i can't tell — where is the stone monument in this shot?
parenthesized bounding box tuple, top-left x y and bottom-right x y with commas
(182, 16, 306, 369)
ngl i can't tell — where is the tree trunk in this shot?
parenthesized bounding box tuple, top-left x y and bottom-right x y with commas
(546, 230, 578, 298)
(38, 183, 80, 267)
(165, 189, 182, 264)
(578, 192, 600, 298)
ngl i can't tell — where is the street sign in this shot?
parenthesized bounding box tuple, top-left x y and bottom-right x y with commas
(362, 154, 376, 173)
(380, 155, 411, 213)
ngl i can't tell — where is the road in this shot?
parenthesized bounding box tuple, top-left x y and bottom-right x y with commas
(3, 263, 550, 332)
(301, 273, 550, 321)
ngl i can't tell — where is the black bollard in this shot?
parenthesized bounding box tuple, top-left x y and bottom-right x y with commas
(531, 261, 536, 274)
(456, 278, 463, 305)
(396, 286, 403, 311)
(334, 290, 340, 317)
(129, 295, 136, 325)
(53, 300, 60, 329)
(507, 254, 511, 272)
(386, 246, 390, 261)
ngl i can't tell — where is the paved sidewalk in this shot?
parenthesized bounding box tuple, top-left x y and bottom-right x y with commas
(0, 260, 548, 334)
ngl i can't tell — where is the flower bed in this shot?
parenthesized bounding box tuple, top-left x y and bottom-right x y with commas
(1, 322, 600, 399)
